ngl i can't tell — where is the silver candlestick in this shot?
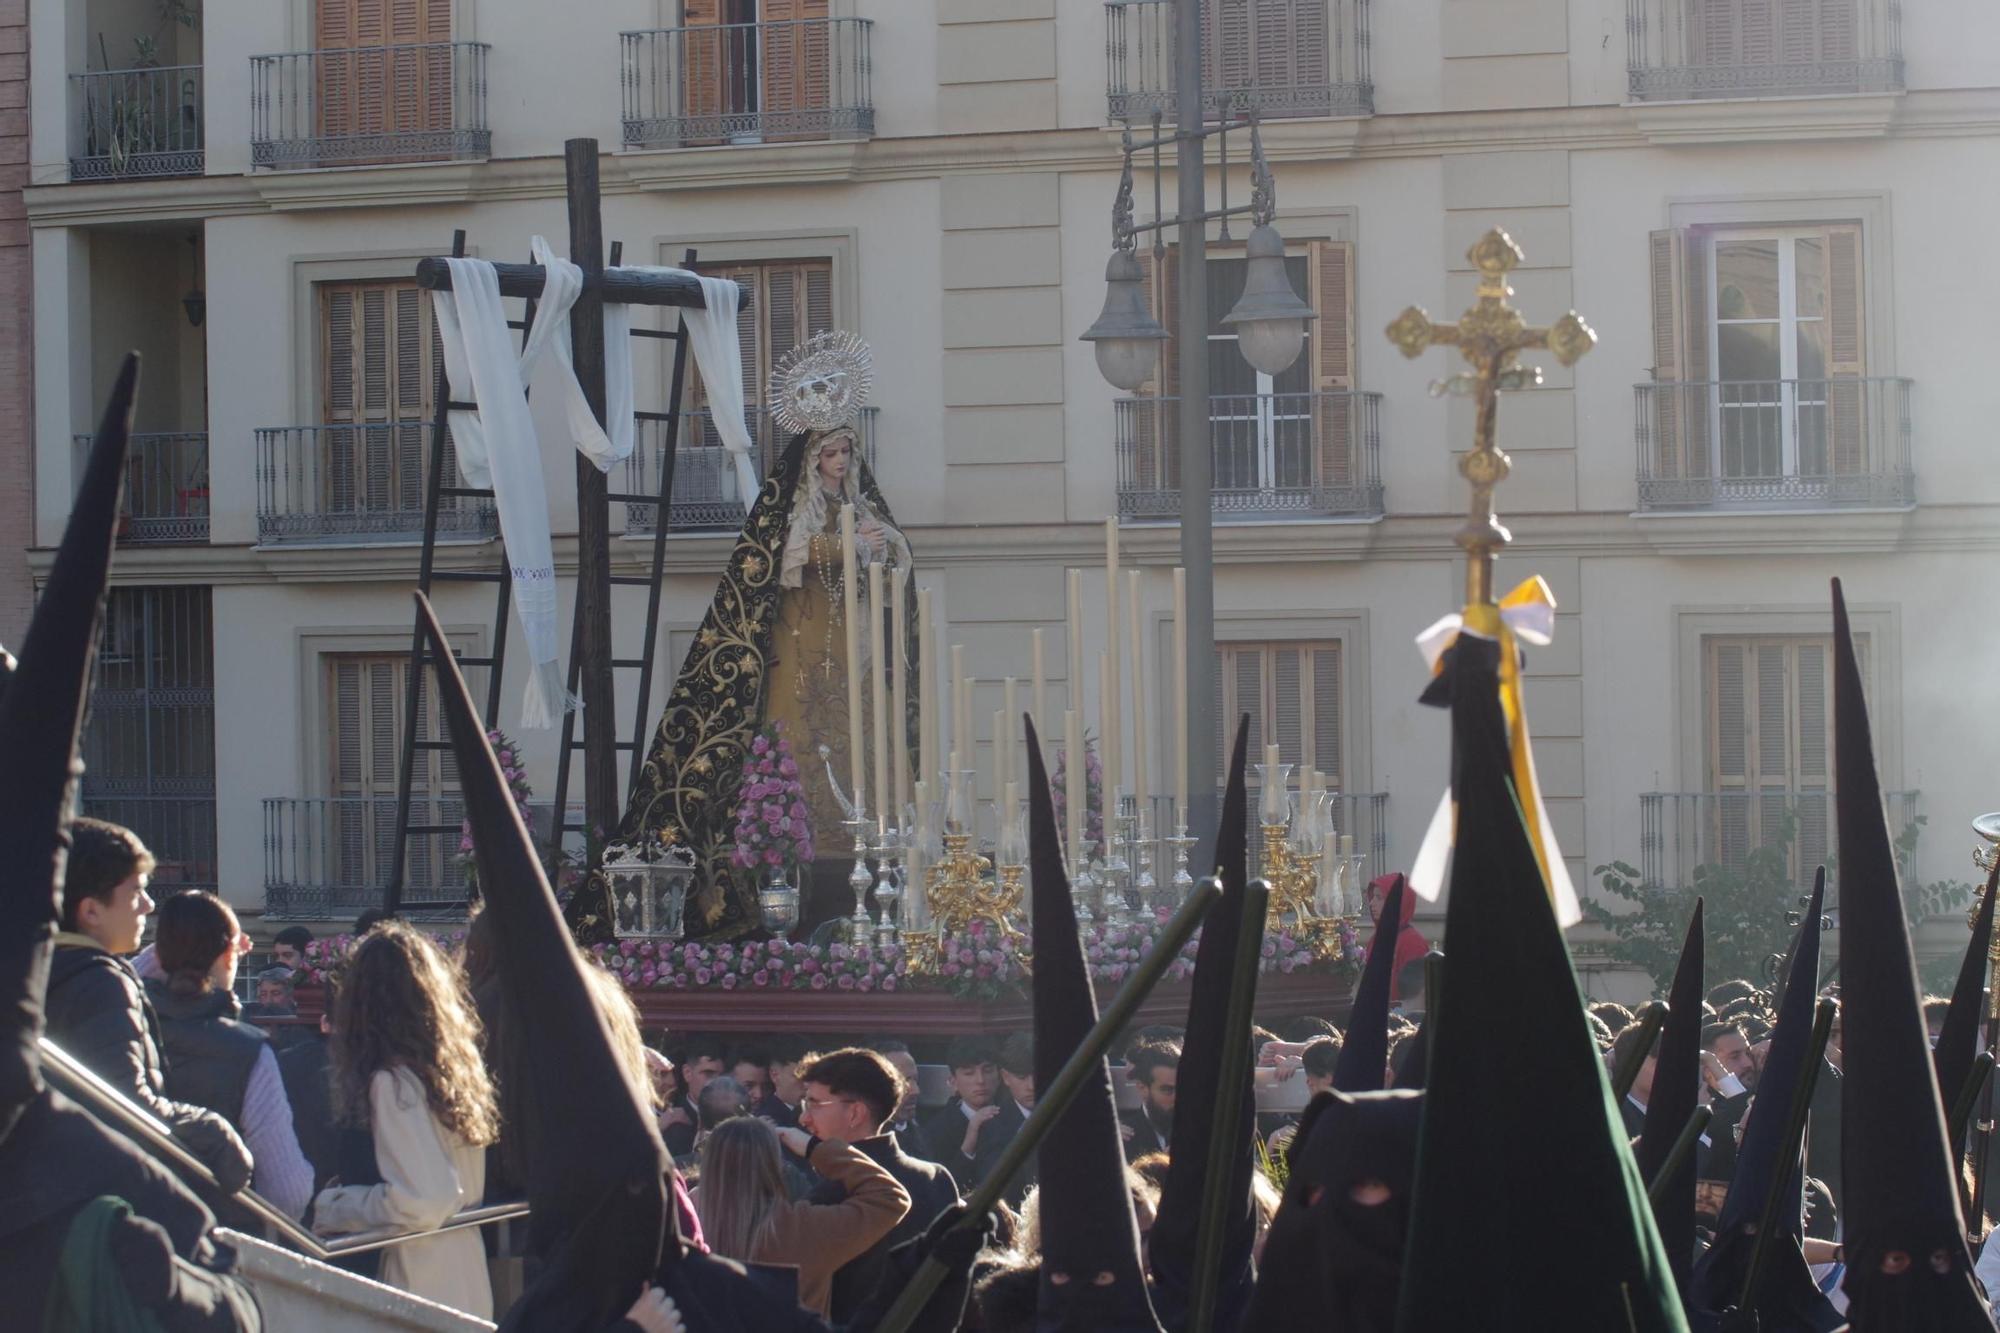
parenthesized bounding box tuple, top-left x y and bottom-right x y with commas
(1073, 840, 1100, 926)
(1133, 808, 1159, 915)
(1102, 800, 1133, 928)
(1168, 822, 1197, 902)
(871, 824, 903, 951)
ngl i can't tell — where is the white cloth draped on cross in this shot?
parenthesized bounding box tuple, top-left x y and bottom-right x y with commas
(430, 242, 751, 728)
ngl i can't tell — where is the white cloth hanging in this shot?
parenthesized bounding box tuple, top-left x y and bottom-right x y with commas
(602, 267, 759, 501)
(431, 249, 583, 729)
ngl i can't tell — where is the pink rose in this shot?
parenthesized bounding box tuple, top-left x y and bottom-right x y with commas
(754, 970, 769, 986)
(811, 974, 828, 990)
(752, 735, 769, 755)
(882, 975, 897, 991)
(779, 758, 798, 778)
(837, 974, 856, 990)
(721, 973, 737, 989)
(694, 967, 712, 985)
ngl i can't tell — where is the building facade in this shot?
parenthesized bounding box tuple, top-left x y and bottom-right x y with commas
(23, 0, 2000, 995)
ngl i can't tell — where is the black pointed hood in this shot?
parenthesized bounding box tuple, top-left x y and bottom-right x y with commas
(1934, 872, 1996, 1152)
(416, 593, 669, 1332)
(0, 355, 137, 1147)
(1151, 718, 1256, 1317)
(1690, 877, 1839, 1330)
(1637, 899, 1705, 1294)
(1336, 875, 1407, 1093)
(1396, 630, 1685, 1331)
(1829, 579, 1994, 1329)
(1025, 715, 1161, 1332)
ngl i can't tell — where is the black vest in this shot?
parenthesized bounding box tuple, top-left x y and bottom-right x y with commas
(142, 979, 266, 1131)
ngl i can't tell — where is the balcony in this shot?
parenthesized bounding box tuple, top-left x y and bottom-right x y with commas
(1627, 0, 1903, 102)
(623, 405, 878, 536)
(619, 19, 874, 150)
(1116, 390, 1383, 521)
(250, 42, 490, 168)
(73, 432, 209, 544)
(255, 423, 495, 546)
(1634, 377, 1913, 512)
(263, 797, 583, 920)
(70, 65, 204, 180)
(1105, 0, 1372, 123)
(1640, 789, 1918, 895)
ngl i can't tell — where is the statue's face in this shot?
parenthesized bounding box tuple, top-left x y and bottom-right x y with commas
(816, 436, 852, 487)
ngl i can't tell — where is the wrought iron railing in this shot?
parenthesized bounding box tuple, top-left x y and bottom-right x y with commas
(250, 42, 490, 168)
(1634, 377, 1913, 510)
(72, 432, 209, 544)
(1639, 789, 1919, 895)
(1106, 0, 1372, 122)
(623, 405, 879, 535)
(80, 795, 217, 894)
(70, 65, 204, 179)
(620, 19, 874, 149)
(255, 422, 495, 546)
(1116, 390, 1382, 520)
(263, 797, 582, 920)
(1626, 0, 1902, 100)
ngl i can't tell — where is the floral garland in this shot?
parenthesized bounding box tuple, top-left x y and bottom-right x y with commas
(728, 722, 815, 873)
(588, 910, 1363, 1002)
(291, 926, 471, 989)
(459, 728, 536, 890)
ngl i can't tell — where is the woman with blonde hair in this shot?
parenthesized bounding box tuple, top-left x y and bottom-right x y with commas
(313, 921, 498, 1317)
(694, 1113, 909, 1317)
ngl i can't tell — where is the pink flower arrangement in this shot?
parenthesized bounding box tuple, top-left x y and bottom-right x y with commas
(729, 722, 815, 872)
(292, 926, 470, 988)
(1050, 735, 1105, 846)
(459, 728, 536, 889)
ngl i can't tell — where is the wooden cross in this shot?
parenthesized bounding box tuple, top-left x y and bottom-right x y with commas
(1385, 229, 1596, 607)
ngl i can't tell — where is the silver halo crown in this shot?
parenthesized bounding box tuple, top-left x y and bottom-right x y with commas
(769, 330, 874, 436)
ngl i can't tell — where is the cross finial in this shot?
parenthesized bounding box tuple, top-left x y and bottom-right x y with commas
(1385, 228, 1596, 607)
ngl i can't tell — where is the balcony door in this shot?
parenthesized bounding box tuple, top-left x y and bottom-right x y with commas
(1205, 255, 1314, 496)
(682, 0, 828, 144)
(319, 279, 437, 530)
(1710, 230, 1832, 483)
(315, 0, 452, 160)
(695, 258, 834, 492)
(326, 654, 456, 900)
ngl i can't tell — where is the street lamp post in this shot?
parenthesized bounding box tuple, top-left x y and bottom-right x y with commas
(1081, 0, 1315, 866)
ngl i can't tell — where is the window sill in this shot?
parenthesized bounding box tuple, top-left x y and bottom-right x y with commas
(1627, 90, 1903, 146)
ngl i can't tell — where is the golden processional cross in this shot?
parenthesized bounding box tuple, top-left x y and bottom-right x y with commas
(1386, 229, 1597, 607)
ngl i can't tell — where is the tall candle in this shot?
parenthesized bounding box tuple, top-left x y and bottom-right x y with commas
(993, 708, 1007, 807)
(1003, 780, 1019, 861)
(1100, 651, 1116, 847)
(1067, 569, 1085, 730)
(841, 504, 865, 815)
(911, 777, 932, 930)
(1003, 676, 1018, 798)
(1126, 569, 1149, 820)
(1173, 567, 1188, 823)
(950, 644, 966, 781)
(869, 563, 889, 829)
(1065, 708, 1083, 871)
(892, 565, 910, 821)
(1032, 629, 1048, 759)
(1265, 742, 1282, 826)
(1103, 518, 1121, 808)
(918, 588, 935, 793)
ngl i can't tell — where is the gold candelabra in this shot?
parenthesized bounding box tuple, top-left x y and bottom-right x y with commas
(905, 830, 1026, 973)
(1262, 822, 1351, 959)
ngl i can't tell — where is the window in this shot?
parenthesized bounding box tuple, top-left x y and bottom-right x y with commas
(696, 258, 834, 463)
(1131, 241, 1355, 499)
(1647, 222, 1868, 487)
(81, 587, 217, 892)
(314, 0, 453, 155)
(681, 0, 831, 145)
(1214, 640, 1344, 790)
(318, 278, 439, 523)
(1202, 0, 1331, 115)
(1704, 633, 1867, 883)
(325, 654, 457, 894)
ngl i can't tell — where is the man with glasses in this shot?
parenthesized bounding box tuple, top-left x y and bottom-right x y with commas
(798, 1047, 962, 1323)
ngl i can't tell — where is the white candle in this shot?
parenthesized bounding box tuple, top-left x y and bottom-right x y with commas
(841, 504, 865, 815)
(950, 643, 966, 782)
(1126, 569, 1149, 821)
(911, 777, 932, 930)
(892, 565, 910, 822)
(1100, 651, 1116, 846)
(993, 708, 1007, 808)
(1003, 780, 1020, 861)
(1067, 569, 1085, 730)
(918, 588, 935, 792)
(1173, 567, 1188, 824)
(869, 562, 889, 829)
(1065, 708, 1083, 871)
(1003, 676, 1018, 798)
(1032, 629, 1048, 760)
(1103, 518, 1121, 808)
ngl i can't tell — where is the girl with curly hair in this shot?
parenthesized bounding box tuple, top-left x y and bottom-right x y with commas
(312, 921, 498, 1316)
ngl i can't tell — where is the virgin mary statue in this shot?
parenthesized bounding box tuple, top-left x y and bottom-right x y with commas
(567, 332, 915, 943)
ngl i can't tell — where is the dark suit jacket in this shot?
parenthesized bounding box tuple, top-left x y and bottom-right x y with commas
(921, 1098, 1017, 1193)
(888, 1116, 937, 1163)
(817, 1132, 961, 1323)
(1120, 1104, 1171, 1162)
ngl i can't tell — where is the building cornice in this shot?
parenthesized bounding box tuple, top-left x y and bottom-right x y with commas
(25, 87, 2000, 228)
(32, 502, 2000, 588)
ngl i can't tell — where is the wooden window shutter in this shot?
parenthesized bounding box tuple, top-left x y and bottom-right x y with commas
(1821, 222, 1867, 474)
(682, 0, 725, 140)
(1282, 0, 1331, 93)
(1311, 643, 1341, 788)
(1646, 229, 1689, 480)
(1272, 645, 1304, 768)
(1741, 0, 1778, 67)
(1818, 0, 1857, 60)
(1203, 0, 1252, 98)
(761, 0, 830, 142)
(320, 280, 429, 514)
(1682, 228, 1711, 477)
(1778, 0, 1817, 63)
(1308, 240, 1355, 490)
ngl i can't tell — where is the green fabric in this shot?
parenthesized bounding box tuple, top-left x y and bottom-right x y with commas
(44, 1195, 166, 1333)
(1396, 634, 1687, 1332)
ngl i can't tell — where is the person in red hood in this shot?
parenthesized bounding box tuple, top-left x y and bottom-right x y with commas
(1362, 873, 1430, 1004)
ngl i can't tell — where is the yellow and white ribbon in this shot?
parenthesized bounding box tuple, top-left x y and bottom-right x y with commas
(1407, 576, 1582, 928)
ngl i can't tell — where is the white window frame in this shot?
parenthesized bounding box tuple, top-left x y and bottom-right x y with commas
(1706, 226, 1827, 481)
(1203, 250, 1314, 493)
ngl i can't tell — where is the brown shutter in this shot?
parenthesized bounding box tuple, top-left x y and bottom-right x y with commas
(1272, 645, 1304, 769)
(1283, 0, 1330, 98)
(320, 279, 429, 517)
(1647, 229, 1687, 480)
(762, 0, 830, 143)
(1818, 0, 1857, 60)
(1741, 0, 1777, 67)
(1779, 0, 1817, 62)
(1696, 0, 1737, 65)
(1707, 639, 1749, 867)
(1311, 643, 1341, 788)
(1682, 228, 1712, 478)
(682, 0, 725, 144)
(1154, 245, 1181, 490)
(1822, 223, 1867, 474)
(1308, 239, 1355, 491)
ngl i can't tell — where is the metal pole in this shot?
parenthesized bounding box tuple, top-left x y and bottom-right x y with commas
(564, 138, 619, 842)
(1177, 0, 1217, 865)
